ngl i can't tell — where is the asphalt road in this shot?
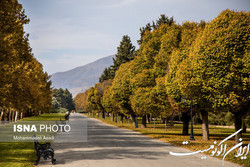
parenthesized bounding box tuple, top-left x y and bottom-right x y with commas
(38, 113, 240, 167)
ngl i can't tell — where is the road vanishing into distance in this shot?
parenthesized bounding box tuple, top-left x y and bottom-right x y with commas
(39, 113, 240, 167)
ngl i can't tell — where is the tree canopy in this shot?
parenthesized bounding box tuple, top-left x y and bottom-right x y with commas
(0, 0, 52, 120)
(99, 35, 136, 83)
(76, 10, 250, 143)
(53, 88, 75, 112)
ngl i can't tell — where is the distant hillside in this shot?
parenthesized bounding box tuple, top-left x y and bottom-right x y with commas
(51, 55, 114, 96)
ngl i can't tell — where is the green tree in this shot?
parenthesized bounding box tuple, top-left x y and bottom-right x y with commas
(53, 88, 64, 106)
(152, 14, 174, 29)
(99, 67, 112, 83)
(52, 97, 60, 112)
(137, 23, 152, 45)
(63, 89, 75, 112)
(113, 35, 136, 72)
(137, 14, 174, 45)
(99, 35, 135, 82)
(53, 88, 75, 112)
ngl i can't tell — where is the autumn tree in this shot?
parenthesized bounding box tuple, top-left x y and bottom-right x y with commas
(178, 10, 250, 143)
(165, 22, 202, 135)
(86, 81, 112, 118)
(102, 85, 121, 122)
(129, 22, 178, 128)
(87, 87, 98, 116)
(152, 77, 175, 130)
(111, 61, 138, 126)
(0, 0, 52, 120)
(74, 90, 89, 112)
(130, 68, 155, 128)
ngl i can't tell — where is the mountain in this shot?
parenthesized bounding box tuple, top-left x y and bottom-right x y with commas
(51, 55, 114, 97)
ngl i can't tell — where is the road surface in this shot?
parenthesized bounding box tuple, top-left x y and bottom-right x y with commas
(38, 113, 240, 167)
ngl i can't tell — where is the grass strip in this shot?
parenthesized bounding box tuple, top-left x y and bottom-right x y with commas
(0, 113, 66, 167)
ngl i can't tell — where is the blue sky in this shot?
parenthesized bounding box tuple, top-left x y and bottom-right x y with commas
(19, 0, 250, 74)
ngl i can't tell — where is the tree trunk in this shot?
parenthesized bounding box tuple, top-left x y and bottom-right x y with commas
(26, 109, 29, 117)
(132, 114, 136, 128)
(35, 110, 39, 116)
(141, 115, 147, 128)
(102, 111, 105, 119)
(162, 117, 165, 124)
(242, 120, 246, 133)
(9, 110, 12, 121)
(111, 113, 114, 121)
(182, 112, 189, 135)
(201, 110, 209, 140)
(234, 112, 242, 144)
(15, 111, 19, 122)
(120, 114, 124, 124)
(146, 114, 150, 123)
(0, 110, 4, 121)
(194, 115, 197, 125)
(150, 114, 152, 122)
(27, 109, 29, 117)
(165, 118, 167, 131)
(4, 109, 9, 121)
(12, 110, 15, 121)
(170, 117, 174, 126)
(20, 112, 23, 120)
(115, 114, 117, 123)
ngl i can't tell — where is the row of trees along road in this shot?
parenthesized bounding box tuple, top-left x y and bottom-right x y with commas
(0, 0, 53, 121)
(74, 10, 249, 144)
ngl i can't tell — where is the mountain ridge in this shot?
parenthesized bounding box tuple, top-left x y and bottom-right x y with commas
(51, 55, 114, 96)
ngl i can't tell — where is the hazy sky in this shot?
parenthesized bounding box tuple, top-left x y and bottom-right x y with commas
(19, 0, 249, 74)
